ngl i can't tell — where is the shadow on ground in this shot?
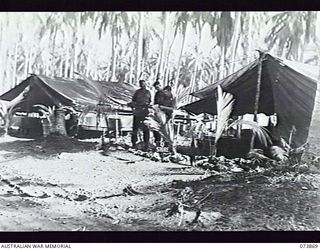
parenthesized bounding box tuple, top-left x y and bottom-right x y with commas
(146, 172, 320, 231)
(0, 135, 97, 160)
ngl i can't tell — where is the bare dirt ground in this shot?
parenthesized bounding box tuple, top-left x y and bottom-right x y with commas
(0, 135, 320, 231)
(0, 135, 205, 231)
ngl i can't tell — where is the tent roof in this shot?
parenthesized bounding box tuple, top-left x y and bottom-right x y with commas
(182, 53, 319, 147)
(0, 74, 136, 111)
(191, 54, 319, 99)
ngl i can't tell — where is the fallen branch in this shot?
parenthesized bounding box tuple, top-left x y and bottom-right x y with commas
(94, 185, 144, 200)
(197, 191, 214, 206)
(94, 193, 124, 199)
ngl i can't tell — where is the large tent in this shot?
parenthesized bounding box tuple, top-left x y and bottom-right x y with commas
(182, 53, 319, 148)
(0, 74, 136, 111)
(0, 74, 136, 138)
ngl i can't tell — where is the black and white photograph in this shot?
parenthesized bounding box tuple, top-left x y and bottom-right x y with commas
(0, 10, 319, 237)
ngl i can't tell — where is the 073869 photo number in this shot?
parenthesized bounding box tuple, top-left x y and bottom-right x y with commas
(300, 244, 318, 248)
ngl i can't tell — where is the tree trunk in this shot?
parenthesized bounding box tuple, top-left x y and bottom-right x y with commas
(24, 50, 30, 79)
(218, 46, 226, 80)
(85, 52, 91, 77)
(198, 67, 203, 89)
(41, 118, 50, 137)
(28, 50, 33, 75)
(12, 42, 18, 88)
(136, 12, 144, 83)
(164, 62, 171, 87)
(165, 30, 178, 91)
(110, 30, 118, 82)
(188, 60, 198, 103)
(64, 48, 70, 78)
(51, 27, 58, 77)
(48, 109, 67, 136)
(59, 58, 64, 77)
(70, 13, 81, 79)
(229, 12, 242, 73)
(174, 23, 188, 88)
(188, 24, 203, 103)
(129, 54, 134, 85)
(45, 55, 50, 76)
(70, 44, 75, 78)
(53, 109, 67, 135)
(156, 12, 168, 84)
(0, 15, 10, 93)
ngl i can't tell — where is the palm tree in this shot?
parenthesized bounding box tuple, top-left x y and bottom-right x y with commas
(136, 12, 145, 82)
(187, 12, 213, 101)
(215, 12, 234, 79)
(96, 12, 133, 82)
(264, 11, 317, 61)
(228, 12, 242, 73)
(173, 12, 190, 88)
(155, 12, 169, 83)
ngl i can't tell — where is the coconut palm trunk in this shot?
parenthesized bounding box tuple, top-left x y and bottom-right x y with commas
(129, 54, 134, 84)
(64, 49, 70, 78)
(12, 41, 18, 88)
(174, 22, 188, 88)
(156, 12, 168, 83)
(70, 13, 81, 79)
(110, 32, 117, 82)
(136, 12, 144, 82)
(229, 12, 242, 73)
(53, 109, 67, 135)
(35, 105, 68, 137)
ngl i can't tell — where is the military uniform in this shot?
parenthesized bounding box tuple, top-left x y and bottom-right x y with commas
(131, 88, 151, 148)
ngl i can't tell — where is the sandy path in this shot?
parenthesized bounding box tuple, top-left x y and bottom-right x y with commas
(0, 137, 205, 231)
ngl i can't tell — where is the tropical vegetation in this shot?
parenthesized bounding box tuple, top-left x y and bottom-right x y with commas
(0, 11, 319, 105)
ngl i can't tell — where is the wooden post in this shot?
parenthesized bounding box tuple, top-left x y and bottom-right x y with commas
(115, 111, 119, 140)
(250, 51, 264, 150)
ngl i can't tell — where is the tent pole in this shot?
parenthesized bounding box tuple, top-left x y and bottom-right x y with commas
(250, 51, 264, 150)
(115, 110, 119, 140)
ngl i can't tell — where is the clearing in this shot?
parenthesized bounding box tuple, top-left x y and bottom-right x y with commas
(0, 135, 319, 231)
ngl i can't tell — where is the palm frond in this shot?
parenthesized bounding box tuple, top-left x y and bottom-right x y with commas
(152, 105, 167, 125)
(174, 85, 190, 108)
(228, 119, 272, 147)
(33, 105, 55, 125)
(33, 104, 50, 113)
(247, 148, 273, 164)
(144, 106, 174, 145)
(270, 145, 289, 161)
(280, 137, 291, 152)
(215, 85, 234, 143)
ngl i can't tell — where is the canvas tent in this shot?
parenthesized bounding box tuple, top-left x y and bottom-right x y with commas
(182, 53, 319, 148)
(0, 74, 136, 111)
(0, 74, 136, 138)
